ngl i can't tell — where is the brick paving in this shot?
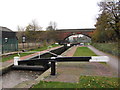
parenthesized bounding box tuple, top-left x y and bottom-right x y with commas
(62, 46, 78, 56)
(44, 46, 118, 83)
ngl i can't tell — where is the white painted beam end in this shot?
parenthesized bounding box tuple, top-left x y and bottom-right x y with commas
(89, 56, 109, 62)
(14, 56, 20, 65)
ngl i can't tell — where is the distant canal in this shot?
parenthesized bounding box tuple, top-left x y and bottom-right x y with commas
(0, 70, 43, 88)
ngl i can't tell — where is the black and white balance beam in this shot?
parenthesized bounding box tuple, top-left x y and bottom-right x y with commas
(14, 56, 109, 65)
(14, 56, 109, 75)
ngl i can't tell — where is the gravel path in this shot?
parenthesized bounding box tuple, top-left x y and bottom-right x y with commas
(44, 46, 118, 83)
(88, 45, 119, 76)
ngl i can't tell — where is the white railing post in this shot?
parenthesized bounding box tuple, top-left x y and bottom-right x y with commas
(14, 56, 20, 65)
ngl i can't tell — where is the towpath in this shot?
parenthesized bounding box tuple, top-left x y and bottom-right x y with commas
(44, 46, 118, 83)
(88, 45, 119, 75)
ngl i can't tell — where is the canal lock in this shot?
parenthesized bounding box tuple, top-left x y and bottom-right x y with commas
(1, 45, 71, 88)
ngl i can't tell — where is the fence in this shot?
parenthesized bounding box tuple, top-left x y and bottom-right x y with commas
(18, 43, 41, 50)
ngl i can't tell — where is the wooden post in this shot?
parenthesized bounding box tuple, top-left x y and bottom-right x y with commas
(51, 61, 56, 75)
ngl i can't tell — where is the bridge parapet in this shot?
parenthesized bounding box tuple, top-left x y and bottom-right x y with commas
(56, 28, 95, 32)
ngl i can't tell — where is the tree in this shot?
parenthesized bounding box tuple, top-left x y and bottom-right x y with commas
(24, 20, 43, 42)
(46, 25, 54, 31)
(46, 21, 57, 31)
(98, 0, 120, 39)
(92, 0, 120, 43)
(52, 21, 57, 30)
(16, 26, 25, 43)
(26, 20, 42, 31)
(31, 20, 42, 31)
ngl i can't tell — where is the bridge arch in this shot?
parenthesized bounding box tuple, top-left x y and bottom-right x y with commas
(63, 32, 91, 41)
(56, 28, 95, 44)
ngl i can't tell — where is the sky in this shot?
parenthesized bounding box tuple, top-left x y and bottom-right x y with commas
(0, 0, 100, 31)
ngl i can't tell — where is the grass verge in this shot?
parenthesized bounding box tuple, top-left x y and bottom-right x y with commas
(73, 47, 97, 56)
(32, 76, 119, 88)
(91, 42, 119, 57)
(73, 47, 107, 64)
(1, 44, 60, 62)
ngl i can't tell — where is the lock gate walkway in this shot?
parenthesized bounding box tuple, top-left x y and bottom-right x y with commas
(0, 46, 63, 73)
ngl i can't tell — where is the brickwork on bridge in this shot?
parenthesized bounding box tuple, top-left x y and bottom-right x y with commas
(56, 28, 95, 43)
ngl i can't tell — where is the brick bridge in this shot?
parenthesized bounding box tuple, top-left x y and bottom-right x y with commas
(56, 28, 95, 43)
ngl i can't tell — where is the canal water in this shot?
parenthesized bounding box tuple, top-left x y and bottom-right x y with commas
(0, 70, 43, 88)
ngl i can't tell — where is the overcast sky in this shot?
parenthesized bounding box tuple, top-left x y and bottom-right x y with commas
(0, 0, 100, 31)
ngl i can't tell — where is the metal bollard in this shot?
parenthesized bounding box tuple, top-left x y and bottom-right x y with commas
(14, 56, 20, 65)
(51, 61, 56, 75)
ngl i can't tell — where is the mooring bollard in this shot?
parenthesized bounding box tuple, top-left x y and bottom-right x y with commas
(50, 57, 56, 75)
(51, 61, 56, 75)
(14, 56, 20, 65)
